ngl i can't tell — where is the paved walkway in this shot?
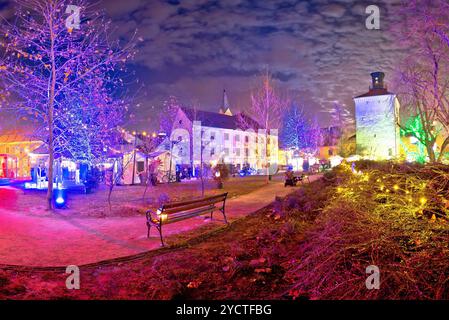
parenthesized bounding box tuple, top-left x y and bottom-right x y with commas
(0, 177, 319, 267)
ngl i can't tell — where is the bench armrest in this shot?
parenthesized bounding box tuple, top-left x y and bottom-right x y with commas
(145, 209, 159, 223)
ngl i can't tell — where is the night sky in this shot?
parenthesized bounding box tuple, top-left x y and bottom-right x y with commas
(0, 0, 406, 131)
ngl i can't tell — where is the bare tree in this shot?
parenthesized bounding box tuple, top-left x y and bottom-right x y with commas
(327, 102, 354, 157)
(395, 0, 449, 162)
(238, 70, 288, 183)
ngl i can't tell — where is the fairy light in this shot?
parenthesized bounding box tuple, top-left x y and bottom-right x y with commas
(419, 197, 427, 205)
(393, 185, 399, 191)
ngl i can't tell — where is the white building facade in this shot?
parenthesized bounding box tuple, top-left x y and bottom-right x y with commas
(169, 107, 279, 174)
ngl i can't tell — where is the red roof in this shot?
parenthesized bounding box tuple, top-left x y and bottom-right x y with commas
(355, 88, 393, 98)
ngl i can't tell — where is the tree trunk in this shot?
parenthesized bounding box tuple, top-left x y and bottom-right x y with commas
(200, 145, 205, 197)
(426, 143, 436, 163)
(437, 136, 449, 162)
(46, 9, 57, 211)
(265, 134, 270, 184)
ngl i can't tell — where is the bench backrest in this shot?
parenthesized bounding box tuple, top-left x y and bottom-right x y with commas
(160, 193, 228, 216)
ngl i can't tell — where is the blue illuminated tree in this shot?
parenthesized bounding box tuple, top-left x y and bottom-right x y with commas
(280, 103, 321, 153)
(0, 0, 137, 209)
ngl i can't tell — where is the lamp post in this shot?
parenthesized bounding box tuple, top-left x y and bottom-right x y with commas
(168, 139, 181, 183)
(131, 131, 138, 185)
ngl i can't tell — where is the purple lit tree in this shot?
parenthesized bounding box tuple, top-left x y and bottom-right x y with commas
(159, 95, 180, 137)
(327, 102, 354, 157)
(238, 71, 288, 183)
(395, 0, 449, 162)
(0, 0, 137, 209)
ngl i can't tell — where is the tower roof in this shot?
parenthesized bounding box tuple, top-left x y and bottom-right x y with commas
(219, 89, 233, 115)
(180, 107, 259, 130)
(355, 71, 393, 98)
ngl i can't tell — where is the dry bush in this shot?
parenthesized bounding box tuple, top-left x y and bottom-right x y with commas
(285, 162, 449, 300)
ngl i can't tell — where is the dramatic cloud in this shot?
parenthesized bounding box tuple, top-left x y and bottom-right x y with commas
(1, 0, 406, 131)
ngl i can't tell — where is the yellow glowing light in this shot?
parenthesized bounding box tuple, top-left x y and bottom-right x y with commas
(408, 197, 412, 202)
(386, 189, 390, 193)
(142, 131, 147, 136)
(406, 190, 410, 194)
(380, 185, 384, 191)
(420, 197, 427, 205)
(132, 131, 136, 136)
(393, 185, 399, 191)
(337, 187, 342, 192)
(152, 132, 157, 138)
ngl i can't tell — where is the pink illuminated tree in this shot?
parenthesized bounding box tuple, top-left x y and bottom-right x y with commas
(395, 0, 449, 162)
(238, 71, 288, 183)
(0, 0, 137, 209)
(159, 95, 180, 137)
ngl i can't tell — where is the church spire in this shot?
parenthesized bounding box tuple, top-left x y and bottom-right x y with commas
(220, 89, 233, 116)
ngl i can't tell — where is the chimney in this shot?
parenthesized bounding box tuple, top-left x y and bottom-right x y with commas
(370, 72, 385, 90)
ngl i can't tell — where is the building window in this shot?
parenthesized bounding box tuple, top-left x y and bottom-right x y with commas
(210, 132, 215, 140)
(245, 148, 249, 157)
(210, 148, 215, 156)
(235, 148, 240, 156)
(388, 148, 393, 156)
(234, 135, 240, 142)
(224, 133, 229, 141)
(137, 161, 145, 173)
(328, 149, 333, 156)
(224, 148, 229, 156)
(245, 136, 249, 143)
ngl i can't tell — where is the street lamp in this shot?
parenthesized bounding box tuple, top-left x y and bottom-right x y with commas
(168, 138, 181, 183)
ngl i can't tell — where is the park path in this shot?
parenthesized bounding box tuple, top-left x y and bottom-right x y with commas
(0, 177, 320, 267)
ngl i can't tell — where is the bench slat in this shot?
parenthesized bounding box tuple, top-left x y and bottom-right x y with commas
(162, 193, 228, 210)
(164, 206, 217, 223)
(163, 198, 224, 215)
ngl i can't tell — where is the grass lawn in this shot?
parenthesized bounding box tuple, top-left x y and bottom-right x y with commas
(4, 175, 282, 218)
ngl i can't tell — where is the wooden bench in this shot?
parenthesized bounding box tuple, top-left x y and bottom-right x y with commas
(146, 193, 229, 246)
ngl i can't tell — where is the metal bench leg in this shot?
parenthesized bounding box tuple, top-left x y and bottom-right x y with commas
(147, 223, 151, 238)
(221, 207, 228, 224)
(157, 225, 165, 247)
